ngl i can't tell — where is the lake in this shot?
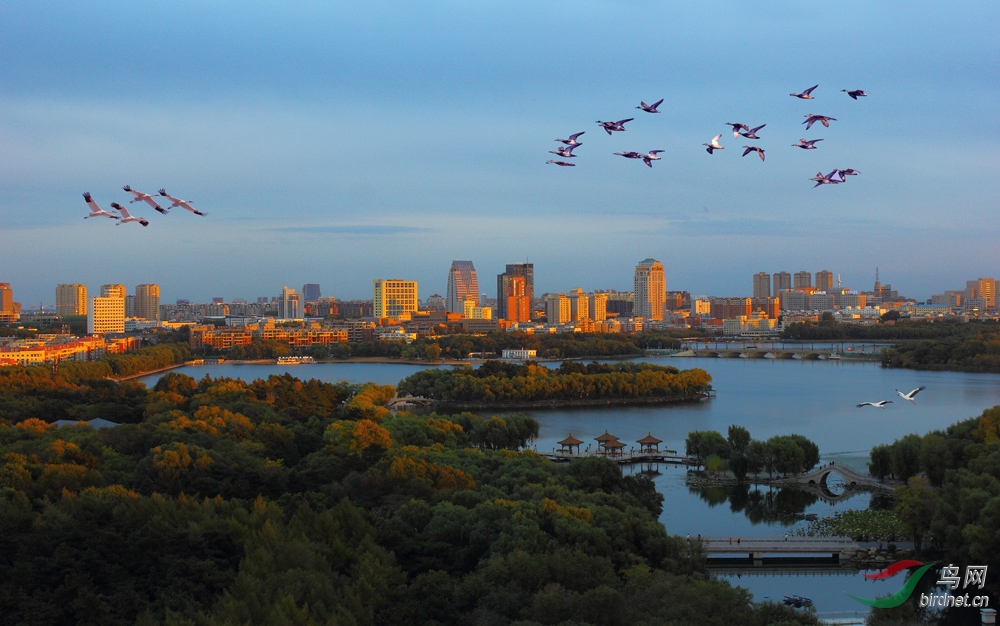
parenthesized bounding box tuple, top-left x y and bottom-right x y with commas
(138, 356, 1000, 616)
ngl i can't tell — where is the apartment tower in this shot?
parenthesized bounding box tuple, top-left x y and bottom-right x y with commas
(634, 258, 665, 320)
(752, 272, 771, 299)
(793, 271, 812, 289)
(89, 285, 126, 334)
(773, 272, 792, 293)
(134, 284, 160, 321)
(503, 275, 531, 323)
(446, 260, 478, 313)
(815, 270, 834, 292)
(56, 284, 87, 317)
(374, 279, 418, 321)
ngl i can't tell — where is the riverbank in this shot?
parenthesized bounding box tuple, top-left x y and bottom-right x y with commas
(435, 392, 710, 412)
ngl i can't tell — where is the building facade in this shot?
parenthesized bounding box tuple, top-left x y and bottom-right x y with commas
(88, 294, 125, 334)
(815, 270, 834, 293)
(496, 263, 533, 320)
(793, 271, 811, 289)
(752, 272, 771, 299)
(56, 284, 87, 317)
(134, 284, 160, 321)
(302, 284, 321, 302)
(545, 293, 571, 325)
(634, 258, 665, 321)
(502, 275, 531, 323)
(374, 279, 418, 321)
(446, 260, 478, 313)
(773, 272, 792, 293)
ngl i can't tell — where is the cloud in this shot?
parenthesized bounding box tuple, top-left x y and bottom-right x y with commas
(268, 224, 437, 236)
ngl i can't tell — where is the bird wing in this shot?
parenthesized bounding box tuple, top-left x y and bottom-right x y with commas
(618, 118, 634, 124)
(112, 203, 133, 219)
(651, 98, 664, 108)
(141, 196, 167, 212)
(569, 132, 584, 140)
(158, 189, 183, 205)
(742, 147, 752, 156)
(83, 193, 104, 214)
(857, 402, 873, 407)
(749, 124, 766, 133)
(804, 84, 818, 95)
(649, 150, 664, 155)
(758, 148, 765, 161)
(643, 157, 653, 167)
(178, 200, 206, 215)
(909, 386, 926, 397)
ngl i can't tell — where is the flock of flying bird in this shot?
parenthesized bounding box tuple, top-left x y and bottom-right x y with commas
(547, 85, 868, 188)
(82, 186, 207, 227)
(857, 386, 926, 408)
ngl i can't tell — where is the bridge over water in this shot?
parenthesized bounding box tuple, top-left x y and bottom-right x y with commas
(700, 536, 860, 562)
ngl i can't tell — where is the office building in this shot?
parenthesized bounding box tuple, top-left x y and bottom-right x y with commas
(135, 284, 160, 321)
(793, 271, 812, 289)
(280, 286, 301, 320)
(374, 279, 418, 321)
(496, 263, 533, 320)
(302, 284, 321, 302)
(88, 293, 125, 334)
(0, 283, 15, 323)
(56, 284, 87, 317)
(773, 272, 792, 293)
(101, 284, 126, 299)
(752, 272, 771, 299)
(545, 293, 571, 325)
(446, 260, 478, 313)
(815, 270, 834, 293)
(503, 275, 531, 323)
(634, 258, 665, 320)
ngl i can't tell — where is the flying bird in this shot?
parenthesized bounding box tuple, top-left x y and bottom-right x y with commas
(741, 145, 765, 161)
(792, 138, 824, 149)
(837, 168, 860, 177)
(896, 387, 926, 403)
(641, 150, 664, 167)
(122, 185, 168, 214)
(739, 124, 766, 139)
(790, 84, 819, 99)
(803, 114, 837, 130)
(842, 89, 868, 100)
(549, 145, 581, 158)
(704, 134, 724, 154)
(110, 202, 149, 226)
(810, 170, 845, 187)
(596, 118, 634, 135)
(726, 122, 749, 137)
(82, 192, 119, 220)
(636, 98, 664, 113)
(555, 132, 585, 146)
(857, 400, 893, 408)
(158, 189, 208, 216)
(613, 151, 644, 159)
(546, 160, 576, 167)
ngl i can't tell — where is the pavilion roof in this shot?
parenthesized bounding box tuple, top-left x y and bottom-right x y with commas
(604, 440, 626, 449)
(594, 430, 617, 443)
(637, 432, 662, 445)
(558, 434, 584, 445)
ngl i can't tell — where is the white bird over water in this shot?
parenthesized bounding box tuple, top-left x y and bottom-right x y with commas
(704, 134, 724, 154)
(122, 185, 168, 214)
(158, 189, 208, 216)
(82, 192, 120, 220)
(110, 202, 149, 226)
(857, 400, 893, 408)
(896, 386, 926, 403)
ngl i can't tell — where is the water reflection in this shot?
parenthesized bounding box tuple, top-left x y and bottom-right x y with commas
(687, 481, 821, 526)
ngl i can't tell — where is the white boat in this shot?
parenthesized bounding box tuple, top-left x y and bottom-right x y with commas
(277, 356, 315, 365)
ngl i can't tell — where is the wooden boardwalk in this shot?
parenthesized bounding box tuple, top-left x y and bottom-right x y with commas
(699, 536, 859, 561)
(542, 450, 697, 466)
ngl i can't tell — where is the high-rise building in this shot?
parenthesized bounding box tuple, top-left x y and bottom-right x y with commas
(280, 286, 301, 319)
(0, 283, 13, 320)
(815, 270, 834, 292)
(497, 263, 533, 320)
(569, 288, 589, 321)
(426, 294, 446, 310)
(975, 278, 997, 309)
(135, 284, 160, 321)
(793, 271, 812, 289)
(634, 258, 665, 320)
(302, 284, 321, 302)
(773, 272, 792, 293)
(374, 279, 418, 321)
(89, 291, 125, 334)
(502, 275, 531, 322)
(545, 293, 571, 324)
(752, 272, 771, 299)
(125, 295, 135, 318)
(446, 260, 478, 313)
(56, 284, 87, 317)
(589, 292, 608, 322)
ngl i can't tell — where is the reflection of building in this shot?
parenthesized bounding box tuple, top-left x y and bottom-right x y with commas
(135, 284, 160, 321)
(446, 260, 478, 313)
(374, 279, 418, 321)
(752, 272, 770, 299)
(56, 284, 87, 317)
(634, 258, 665, 321)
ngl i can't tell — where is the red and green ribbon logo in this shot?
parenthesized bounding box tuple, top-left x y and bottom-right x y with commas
(849, 561, 935, 609)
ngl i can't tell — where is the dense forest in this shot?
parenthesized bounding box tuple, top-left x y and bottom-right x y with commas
(396, 361, 712, 406)
(685, 425, 819, 480)
(0, 365, 816, 626)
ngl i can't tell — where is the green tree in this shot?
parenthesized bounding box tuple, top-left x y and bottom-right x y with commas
(894, 476, 938, 550)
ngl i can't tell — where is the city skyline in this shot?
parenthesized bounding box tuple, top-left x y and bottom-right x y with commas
(2, 2, 998, 306)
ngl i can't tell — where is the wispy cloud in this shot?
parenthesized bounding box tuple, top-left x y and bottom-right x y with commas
(268, 224, 437, 236)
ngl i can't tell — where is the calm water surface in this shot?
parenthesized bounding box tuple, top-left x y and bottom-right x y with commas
(140, 357, 1000, 615)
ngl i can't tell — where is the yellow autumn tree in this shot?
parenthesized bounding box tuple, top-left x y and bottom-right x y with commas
(14, 418, 53, 435)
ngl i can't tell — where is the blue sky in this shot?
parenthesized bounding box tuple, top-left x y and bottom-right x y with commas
(2, 1, 998, 308)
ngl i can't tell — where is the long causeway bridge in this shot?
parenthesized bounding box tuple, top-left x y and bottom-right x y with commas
(700, 536, 860, 562)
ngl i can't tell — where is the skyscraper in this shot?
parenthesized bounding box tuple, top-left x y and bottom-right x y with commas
(374, 279, 418, 321)
(569, 288, 589, 321)
(793, 271, 812, 289)
(497, 263, 533, 320)
(280, 286, 301, 319)
(302, 284, 321, 302)
(752, 272, 771, 299)
(135, 284, 160, 321)
(815, 270, 834, 292)
(446, 260, 478, 313)
(773, 272, 792, 293)
(89, 285, 125, 334)
(502, 275, 530, 323)
(545, 293, 571, 324)
(0, 283, 13, 316)
(634, 258, 665, 320)
(56, 284, 87, 317)
(589, 292, 608, 322)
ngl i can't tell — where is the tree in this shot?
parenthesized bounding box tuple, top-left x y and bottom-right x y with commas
(894, 476, 938, 550)
(727, 425, 751, 455)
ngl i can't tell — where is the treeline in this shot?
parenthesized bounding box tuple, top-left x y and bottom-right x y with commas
(396, 361, 713, 404)
(781, 317, 996, 341)
(880, 325, 1000, 372)
(870, 406, 1000, 561)
(218, 330, 697, 361)
(0, 369, 816, 626)
(686, 425, 820, 480)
